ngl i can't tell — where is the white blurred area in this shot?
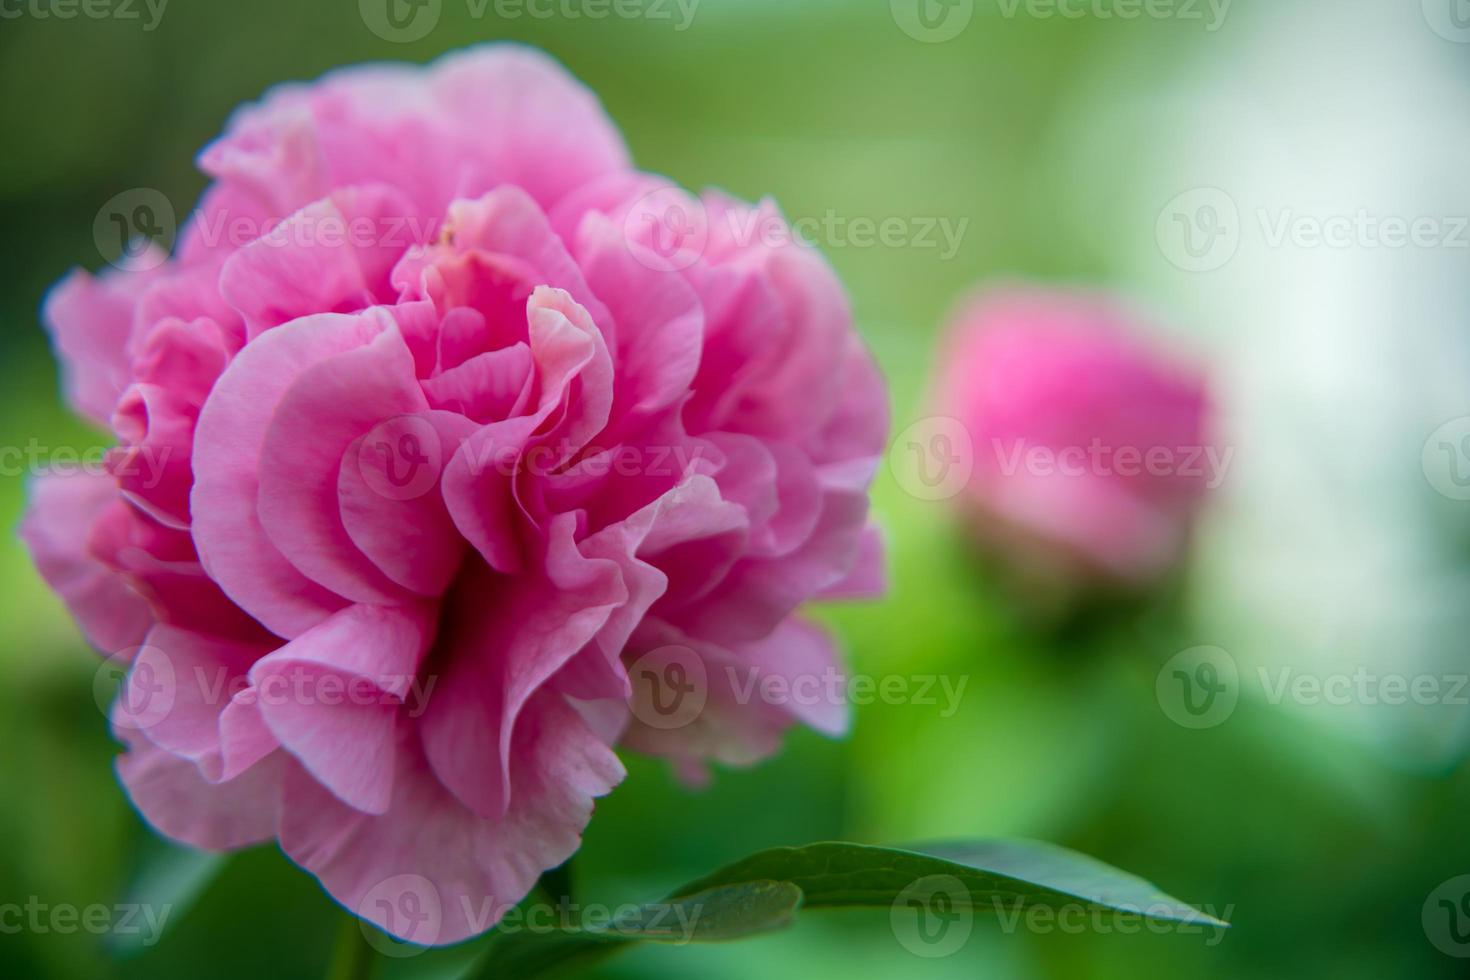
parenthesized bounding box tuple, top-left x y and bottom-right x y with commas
(1060, 0, 1470, 768)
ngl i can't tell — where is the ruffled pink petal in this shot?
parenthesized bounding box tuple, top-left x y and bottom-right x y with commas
(42, 267, 157, 425)
(192, 311, 391, 637)
(131, 315, 231, 405)
(280, 686, 623, 945)
(219, 185, 423, 340)
(419, 517, 624, 820)
(114, 718, 284, 851)
(249, 603, 433, 814)
(19, 473, 153, 654)
(420, 344, 534, 422)
(108, 383, 197, 528)
(339, 411, 479, 597)
(569, 212, 704, 432)
(816, 524, 886, 601)
(669, 485, 871, 646)
(120, 624, 278, 782)
(428, 45, 631, 210)
(256, 324, 426, 605)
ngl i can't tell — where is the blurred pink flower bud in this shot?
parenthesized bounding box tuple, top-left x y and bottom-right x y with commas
(930, 286, 1219, 591)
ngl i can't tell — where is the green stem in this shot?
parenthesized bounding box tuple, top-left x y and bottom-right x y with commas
(326, 912, 379, 980)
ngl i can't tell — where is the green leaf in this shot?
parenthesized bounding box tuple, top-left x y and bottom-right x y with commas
(675, 840, 1227, 927)
(106, 840, 227, 956)
(472, 880, 802, 978)
(463, 839, 1225, 978)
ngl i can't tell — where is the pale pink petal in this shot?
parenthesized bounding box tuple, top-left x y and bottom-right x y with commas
(339, 411, 480, 597)
(42, 268, 156, 425)
(256, 325, 426, 605)
(249, 604, 434, 815)
(219, 185, 424, 340)
(114, 720, 284, 851)
(192, 312, 388, 636)
(19, 473, 153, 653)
(280, 688, 623, 945)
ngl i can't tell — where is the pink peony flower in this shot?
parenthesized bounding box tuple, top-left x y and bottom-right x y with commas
(20, 45, 887, 944)
(930, 286, 1216, 588)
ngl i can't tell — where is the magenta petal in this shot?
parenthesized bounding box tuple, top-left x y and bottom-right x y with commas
(249, 604, 433, 815)
(420, 343, 534, 422)
(256, 324, 427, 605)
(571, 212, 704, 430)
(429, 45, 631, 210)
(192, 312, 396, 636)
(419, 517, 624, 819)
(114, 719, 284, 852)
(120, 624, 278, 782)
(280, 688, 623, 945)
(339, 410, 479, 596)
(219, 185, 424, 340)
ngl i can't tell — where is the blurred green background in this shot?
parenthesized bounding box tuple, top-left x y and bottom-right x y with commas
(4, 0, 1470, 977)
